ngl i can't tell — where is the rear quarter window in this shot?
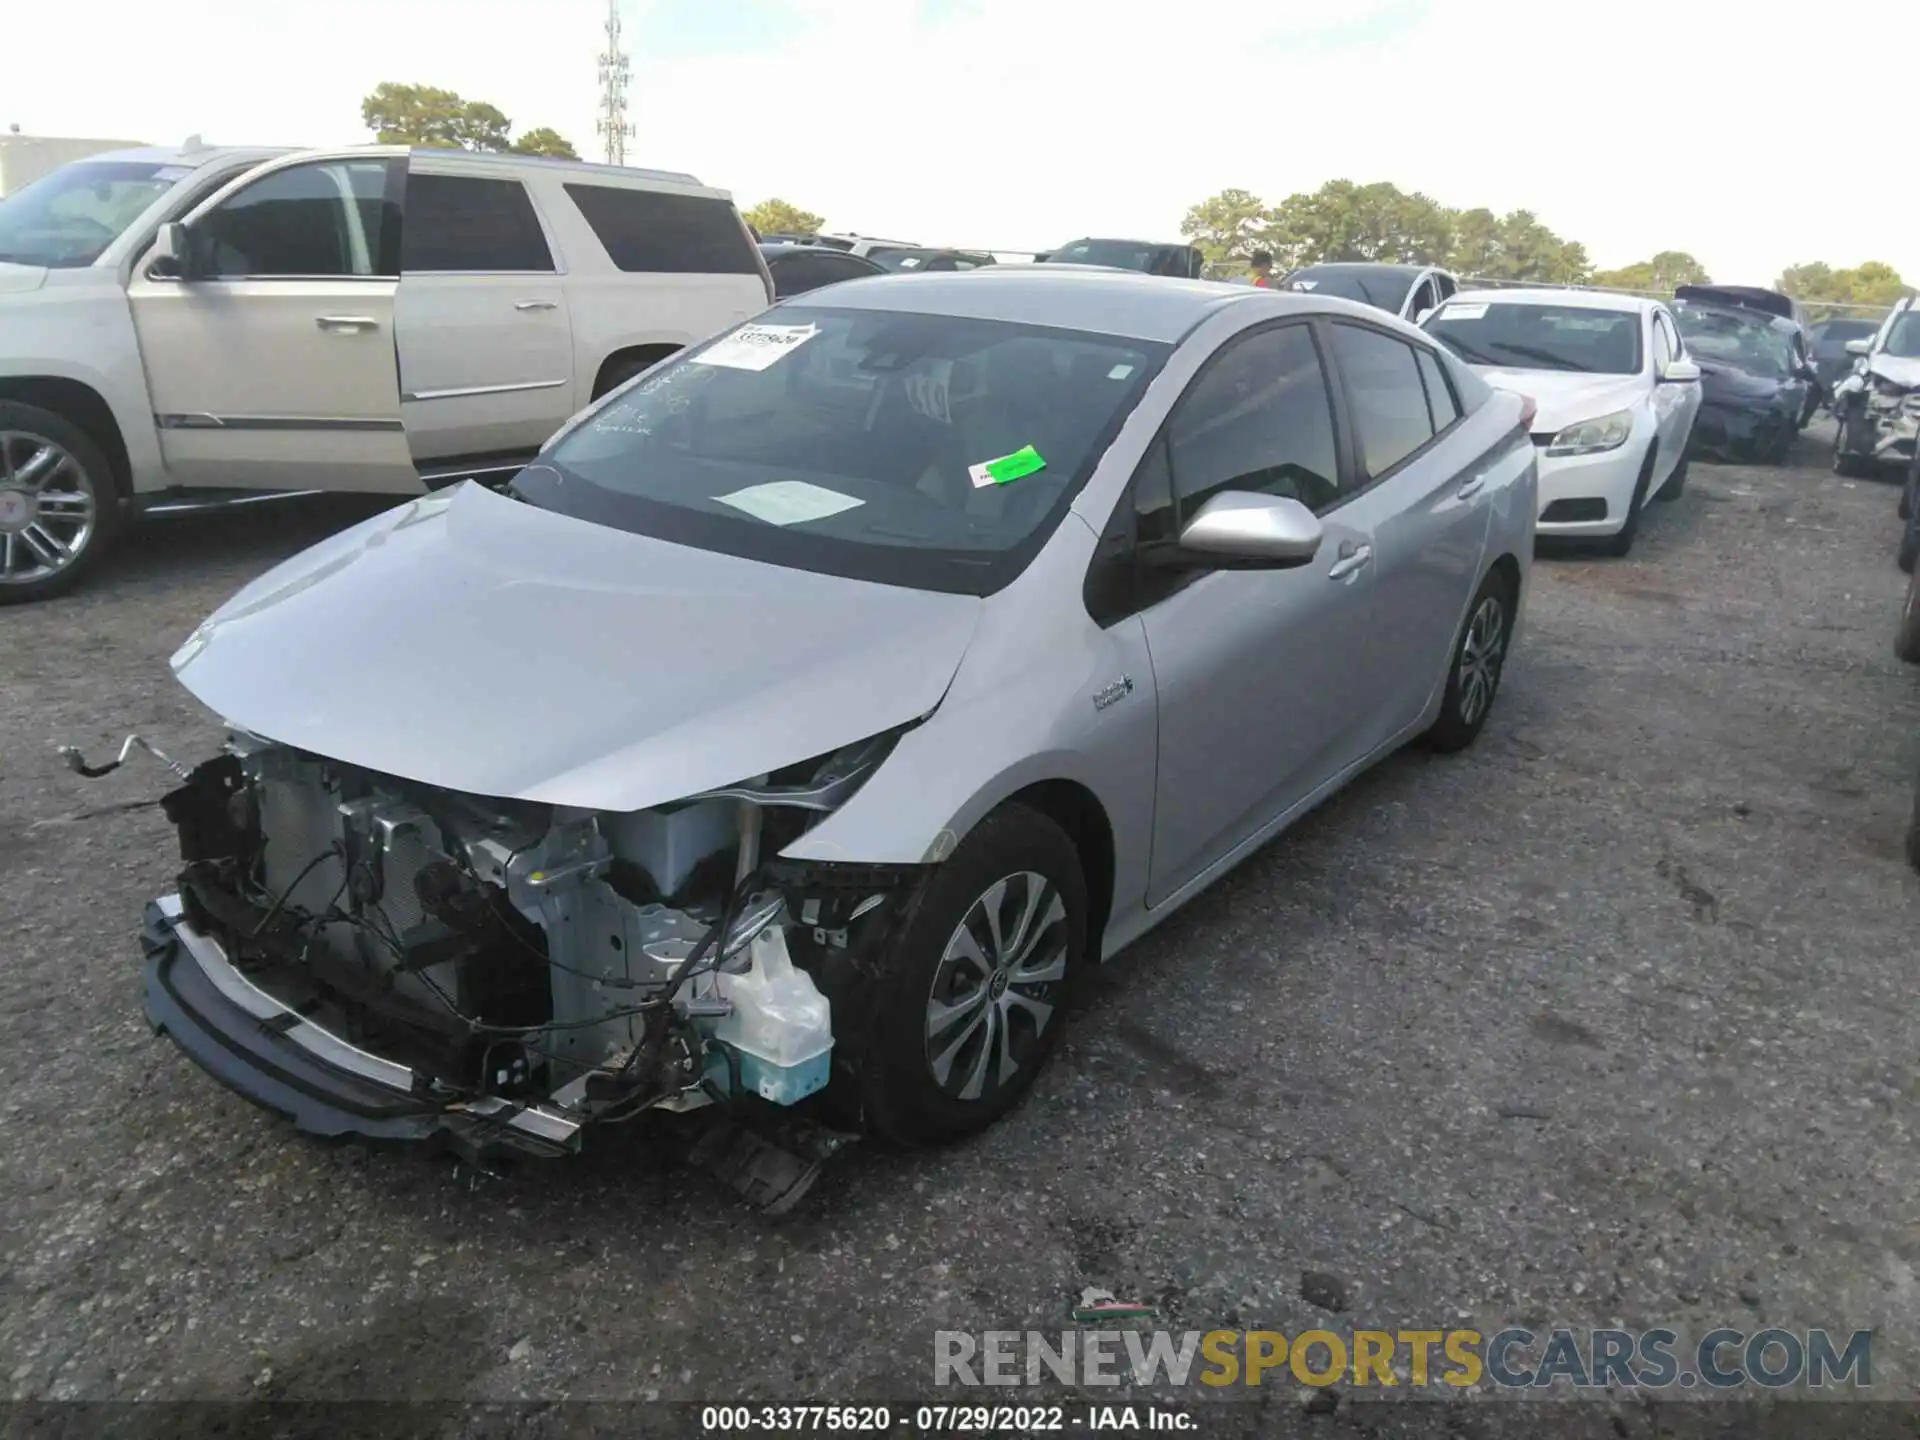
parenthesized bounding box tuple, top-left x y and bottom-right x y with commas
(563, 183, 758, 275)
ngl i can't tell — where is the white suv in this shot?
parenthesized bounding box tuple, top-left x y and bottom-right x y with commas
(0, 141, 771, 602)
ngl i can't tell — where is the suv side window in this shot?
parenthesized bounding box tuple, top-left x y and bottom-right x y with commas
(1161, 322, 1342, 522)
(563, 184, 757, 275)
(402, 173, 553, 273)
(196, 158, 397, 279)
(1329, 322, 1435, 478)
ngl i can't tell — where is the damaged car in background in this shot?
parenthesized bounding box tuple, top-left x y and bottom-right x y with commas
(70, 270, 1536, 1204)
(1833, 294, 1920, 479)
(1671, 285, 1819, 464)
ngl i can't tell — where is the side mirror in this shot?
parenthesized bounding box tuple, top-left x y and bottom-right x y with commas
(1156, 490, 1324, 570)
(1659, 358, 1701, 384)
(1845, 338, 1872, 356)
(148, 221, 191, 279)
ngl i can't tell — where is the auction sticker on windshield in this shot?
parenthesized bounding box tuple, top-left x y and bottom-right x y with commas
(715, 480, 863, 526)
(969, 445, 1047, 488)
(693, 323, 820, 372)
(1439, 303, 1489, 321)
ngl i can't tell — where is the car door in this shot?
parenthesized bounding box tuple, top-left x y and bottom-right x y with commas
(393, 166, 575, 469)
(1323, 320, 1492, 746)
(125, 154, 420, 494)
(1128, 320, 1379, 906)
(1648, 306, 1699, 471)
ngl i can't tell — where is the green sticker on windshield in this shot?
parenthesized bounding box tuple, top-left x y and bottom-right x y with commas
(968, 445, 1047, 489)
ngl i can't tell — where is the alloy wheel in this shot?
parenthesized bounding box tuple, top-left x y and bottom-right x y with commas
(0, 432, 96, 588)
(924, 871, 1068, 1103)
(1457, 594, 1507, 727)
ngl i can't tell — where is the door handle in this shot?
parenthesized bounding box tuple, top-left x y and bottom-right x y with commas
(315, 315, 378, 333)
(1327, 542, 1373, 580)
(514, 299, 558, 312)
(1457, 474, 1487, 499)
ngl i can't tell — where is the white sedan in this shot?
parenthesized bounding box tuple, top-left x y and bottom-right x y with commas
(1423, 289, 1702, 555)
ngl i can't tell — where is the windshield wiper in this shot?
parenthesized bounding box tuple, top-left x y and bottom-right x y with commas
(1488, 343, 1587, 372)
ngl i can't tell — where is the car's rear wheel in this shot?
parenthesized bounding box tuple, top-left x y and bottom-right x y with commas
(1600, 446, 1657, 557)
(1895, 567, 1920, 664)
(0, 402, 121, 606)
(856, 804, 1086, 1146)
(1898, 504, 1920, 574)
(1425, 569, 1515, 754)
(1906, 773, 1920, 875)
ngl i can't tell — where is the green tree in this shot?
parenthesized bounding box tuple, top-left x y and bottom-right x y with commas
(1180, 188, 1275, 268)
(361, 83, 512, 151)
(1591, 250, 1710, 294)
(1265, 180, 1454, 269)
(1443, 208, 1591, 284)
(1445, 207, 1503, 277)
(743, 198, 826, 236)
(1778, 259, 1911, 319)
(509, 127, 579, 160)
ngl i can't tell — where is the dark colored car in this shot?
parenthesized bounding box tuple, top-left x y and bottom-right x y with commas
(1278, 262, 1459, 322)
(1809, 317, 1882, 397)
(758, 242, 886, 299)
(1672, 291, 1818, 462)
(1039, 237, 1206, 278)
(864, 246, 996, 273)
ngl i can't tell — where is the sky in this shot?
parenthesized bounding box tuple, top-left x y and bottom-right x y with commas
(8, 0, 1918, 285)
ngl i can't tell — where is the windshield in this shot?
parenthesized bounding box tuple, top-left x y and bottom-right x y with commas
(0, 161, 188, 268)
(1043, 239, 1164, 273)
(1282, 267, 1417, 314)
(1884, 310, 1920, 360)
(1674, 305, 1793, 378)
(525, 305, 1169, 595)
(1425, 302, 1643, 375)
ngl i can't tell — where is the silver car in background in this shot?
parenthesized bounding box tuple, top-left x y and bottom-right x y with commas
(132, 269, 1537, 1168)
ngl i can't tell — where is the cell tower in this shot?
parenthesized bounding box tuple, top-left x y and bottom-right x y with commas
(596, 0, 634, 166)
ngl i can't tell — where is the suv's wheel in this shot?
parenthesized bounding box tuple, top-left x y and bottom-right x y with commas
(857, 804, 1086, 1146)
(1425, 569, 1515, 754)
(0, 402, 120, 606)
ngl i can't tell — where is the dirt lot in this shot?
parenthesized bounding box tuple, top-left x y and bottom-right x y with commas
(3, 425, 1919, 1435)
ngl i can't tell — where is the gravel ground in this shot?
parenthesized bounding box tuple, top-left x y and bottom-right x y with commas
(3, 424, 1918, 1437)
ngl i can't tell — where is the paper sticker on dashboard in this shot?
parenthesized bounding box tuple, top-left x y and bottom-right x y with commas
(1439, 302, 1489, 320)
(715, 480, 864, 526)
(693, 323, 820, 372)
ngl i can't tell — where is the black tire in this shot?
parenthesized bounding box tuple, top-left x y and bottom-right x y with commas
(1899, 504, 1920, 575)
(1655, 454, 1687, 502)
(1833, 405, 1875, 477)
(1425, 568, 1515, 754)
(1896, 569, 1920, 665)
(1899, 474, 1912, 521)
(0, 401, 122, 606)
(1600, 446, 1657, 557)
(855, 803, 1087, 1146)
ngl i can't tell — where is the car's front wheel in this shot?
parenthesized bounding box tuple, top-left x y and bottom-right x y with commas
(1600, 446, 1657, 557)
(1426, 569, 1515, 754)
(1656, 454, 1688, 502)
(857, 804, 1087, 1146)
(0, 402, 120, 606)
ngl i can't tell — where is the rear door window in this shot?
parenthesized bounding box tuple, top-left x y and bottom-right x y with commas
(563, 184, 757, 275)
(1329, 323, 1437, 478)
(403, 173, 553, 273)
(1414, 346, 1460, 431)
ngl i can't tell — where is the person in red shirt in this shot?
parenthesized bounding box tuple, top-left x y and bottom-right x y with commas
(1248, 250, 1274, 287)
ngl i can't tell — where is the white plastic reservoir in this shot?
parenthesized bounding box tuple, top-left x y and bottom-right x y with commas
(709, 927, 833, 1104)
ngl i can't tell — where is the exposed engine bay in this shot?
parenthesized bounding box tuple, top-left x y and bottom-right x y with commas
(133, 728, 920, 1173)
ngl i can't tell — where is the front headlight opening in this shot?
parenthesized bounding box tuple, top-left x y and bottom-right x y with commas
(1546, 409, 1634, 457)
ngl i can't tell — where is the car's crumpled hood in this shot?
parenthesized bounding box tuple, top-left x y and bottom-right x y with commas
(1867, 354, 1920, 390)
(171, 483, 983, 812)
(1695, 362, 1790, 406)
(1473, 367, 1646, 434)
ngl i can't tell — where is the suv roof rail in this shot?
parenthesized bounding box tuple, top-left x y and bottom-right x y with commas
(405, 146, 703, 186)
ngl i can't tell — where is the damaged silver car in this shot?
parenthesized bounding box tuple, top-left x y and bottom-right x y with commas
(88, 270, 1537, 1186)
(1833, 294, 1920, 477)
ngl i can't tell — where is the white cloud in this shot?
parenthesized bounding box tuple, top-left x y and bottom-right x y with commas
(7, 0, 1918, 284)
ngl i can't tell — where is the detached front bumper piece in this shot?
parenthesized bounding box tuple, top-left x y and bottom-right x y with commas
(140, 895, 581, 1165)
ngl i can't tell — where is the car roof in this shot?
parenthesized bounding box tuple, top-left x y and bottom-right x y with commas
(1290, 261, 1431, 279)
(1443, 287, 1658, 314)
(83, 143, 293, 170)
(785, 267, 1328, 342)
(759, 242, 875, 261)
(1053, 236, 1191, 250)
(404, 147, 708, 189)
